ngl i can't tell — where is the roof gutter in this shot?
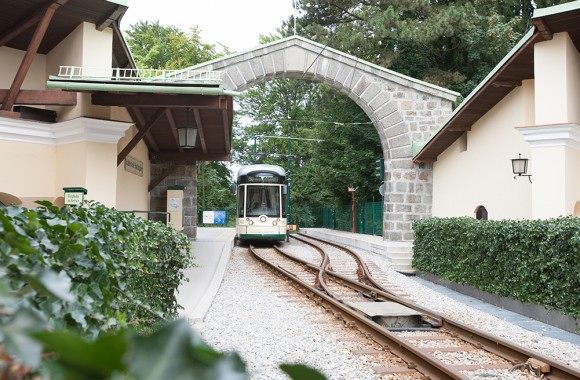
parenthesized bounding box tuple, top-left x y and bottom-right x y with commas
(46, 79, 241, 96)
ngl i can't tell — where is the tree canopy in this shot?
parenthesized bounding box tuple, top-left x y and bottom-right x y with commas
(124, 20, 225, 69)
(286, 0, 573, 95)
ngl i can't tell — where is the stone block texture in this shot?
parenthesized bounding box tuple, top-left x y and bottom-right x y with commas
(150, 163, 198, 239)
(193, 36, 458, 241)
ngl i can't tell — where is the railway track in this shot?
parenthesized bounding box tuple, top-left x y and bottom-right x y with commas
(248, 234, 580, 380)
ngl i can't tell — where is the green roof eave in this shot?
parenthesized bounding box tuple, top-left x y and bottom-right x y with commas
(412, 140, 428, 156)
(107, 0, 128, 6)
(413, 27, 536, 161)
(46, 78, 241, 96)
(533, 0, 580, 18)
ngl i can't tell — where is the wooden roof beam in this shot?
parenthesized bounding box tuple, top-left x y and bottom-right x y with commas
(0, 89, 76, 105)
(92, 93, 229, 108)
(0, 0, 67, 46)
(491, 80, 522, 88)
(148, 161, 180, 192)
(150, 152, 230, 162)
(1, 0, 68, 112)
(221, 96, 231, 152)
(129, 107, 160, 152)
(164, 109, 183, 153)
(96, 5, 126, 31)
(193, 109, 207, 154)
(533, 18, 553, 41)
(446, 125, 471, 132)
(118, 108, 165, 166)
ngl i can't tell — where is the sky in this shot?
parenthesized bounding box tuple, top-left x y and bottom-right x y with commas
(120, 0, 297, 53)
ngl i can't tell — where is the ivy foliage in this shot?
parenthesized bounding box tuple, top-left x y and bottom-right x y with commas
(412, 217, 580, 317)
(0, 201, 193, 337)
(1, 202, 328, 379)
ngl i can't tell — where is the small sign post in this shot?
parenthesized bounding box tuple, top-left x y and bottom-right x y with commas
(202, 210, 226, 225)
(63, 187, 87, 207)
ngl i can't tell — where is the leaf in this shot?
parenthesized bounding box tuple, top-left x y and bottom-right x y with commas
(1, 308, 46, 368)
(34, 330, 127, 378)
(25, 270, 75, 302)
(280, 363, 327, 380)
(125, 319, 247, 380)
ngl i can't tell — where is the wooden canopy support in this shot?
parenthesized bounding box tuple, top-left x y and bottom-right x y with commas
(491, 81, 522, 88)
(128, 107, 160, 152)
(0, 89, 76, 106)
(222, 108, 231, 152)
(117, 108, 166, 166)
(164, 109, 183, 153)
(533, 18, 553, 41)
(148, 161, 180, 192)
(151, 152, 230, 162)
(0, 0, 61, 46)
(1, 0, 68, 112)
(193, 108, 207, 153)
(446, 125, 471, 132)
(96, 5, 126, 31)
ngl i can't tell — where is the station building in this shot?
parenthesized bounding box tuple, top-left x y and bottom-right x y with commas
(414, 1, 580, 220)
(0, 0, 235, 238)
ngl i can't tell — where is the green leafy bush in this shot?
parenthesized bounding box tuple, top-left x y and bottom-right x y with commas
(412, 217, 580, 317)
(1, 201, 328, 379)
(0, 201, 192, 336)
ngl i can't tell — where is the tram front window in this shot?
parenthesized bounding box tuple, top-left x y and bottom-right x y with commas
(246, 186, 280, 217)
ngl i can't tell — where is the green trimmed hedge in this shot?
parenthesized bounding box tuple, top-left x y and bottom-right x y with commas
(412, 217, 580, 318)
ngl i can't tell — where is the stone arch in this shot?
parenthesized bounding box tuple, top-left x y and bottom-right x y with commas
(0, 192, 22, 207)
(190, 36, 459, 241)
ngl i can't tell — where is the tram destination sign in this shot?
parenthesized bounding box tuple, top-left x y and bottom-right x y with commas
(245, 172, 283, 184)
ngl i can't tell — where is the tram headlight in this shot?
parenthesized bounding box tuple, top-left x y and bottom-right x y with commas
(246, 218, 254, 225)
(272, 218, 279, 226)
(259, 215, 267, 223)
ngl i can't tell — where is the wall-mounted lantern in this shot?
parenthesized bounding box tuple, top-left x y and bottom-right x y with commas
(177, 107, 197, 149)
(63, 187, 87, 206)
(511, 153, 532, 183)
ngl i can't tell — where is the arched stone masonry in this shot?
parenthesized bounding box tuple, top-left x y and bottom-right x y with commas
(189, 36, 459, 241)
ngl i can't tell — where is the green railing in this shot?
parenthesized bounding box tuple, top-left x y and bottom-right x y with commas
(291, 201, 383, 236)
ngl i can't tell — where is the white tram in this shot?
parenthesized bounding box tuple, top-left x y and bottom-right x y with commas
(235, 164, 288, 242)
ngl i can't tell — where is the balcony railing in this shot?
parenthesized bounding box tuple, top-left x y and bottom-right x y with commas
(56, 66, 222, 85)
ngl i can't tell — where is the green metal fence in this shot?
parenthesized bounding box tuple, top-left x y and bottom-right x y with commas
(292, 201, 383, 236)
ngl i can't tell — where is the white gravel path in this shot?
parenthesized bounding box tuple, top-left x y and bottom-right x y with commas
(193, 243, 580, 379)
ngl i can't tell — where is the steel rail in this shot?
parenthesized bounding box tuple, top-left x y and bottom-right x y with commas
(273, 244, 444, 327)
(250, 245, 469, 379)
(293, 233, 580, 380)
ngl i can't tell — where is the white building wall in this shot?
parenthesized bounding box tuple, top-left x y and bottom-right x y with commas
(1, 21, 139, 210)
(0, 46, 47, 90)
(432, 81, 534, 219)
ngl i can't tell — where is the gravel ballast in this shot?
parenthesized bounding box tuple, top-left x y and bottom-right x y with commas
(193, 243, 580, 379)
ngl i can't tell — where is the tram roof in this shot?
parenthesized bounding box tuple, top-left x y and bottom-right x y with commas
(237, 164, 286, 178)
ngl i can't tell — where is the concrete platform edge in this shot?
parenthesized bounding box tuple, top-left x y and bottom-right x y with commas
(187, 237, 234, 323)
